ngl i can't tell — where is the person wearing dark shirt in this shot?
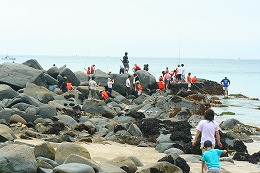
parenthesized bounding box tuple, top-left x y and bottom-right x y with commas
(122, 52, 129, 73)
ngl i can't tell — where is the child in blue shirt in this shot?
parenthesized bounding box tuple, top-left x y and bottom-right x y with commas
(201, 140, 230, 173)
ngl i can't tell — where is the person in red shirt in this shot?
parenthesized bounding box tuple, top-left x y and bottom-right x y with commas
(133, 64, 141, 72)
(84, 67, 91, 75)
(99, 90, 109, 100)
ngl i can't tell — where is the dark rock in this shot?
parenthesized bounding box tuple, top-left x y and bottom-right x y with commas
(175, 108, 192, 121)
(0, 124, 17, 142)
(74, 71, 90, 83)
(0, 84, 19, 100)
(43, 121, 65, 135)
(59, 67, 81, 86)
(219, 118, 242, 130)
(54, 115, 78, 129)
(22, 59, 43, 70)
(138, 118, 162, 141)
(158, 154, 190, 173)
(183, 142, 201, 155)
(233, 140, 248, 153)
(36, 105, 57, 119)
(114, 124, 127, 133)
(47, 66, 60, 79)
(135, 70, 157, 89)
(137, 161, 182, 173)
(0, 144, 37, 173)
(233, 152, 250, 161)
(93, 69, 110, 86)
(0, 62, 47, 90)
(44, 73, 58, 85)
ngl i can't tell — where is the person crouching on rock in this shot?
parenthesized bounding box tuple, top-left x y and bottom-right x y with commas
(99, 90, 109, 100)
(60, 77, 68, 93)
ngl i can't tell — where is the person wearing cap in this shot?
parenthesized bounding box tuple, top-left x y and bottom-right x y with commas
(192, 109, 222, 153)
(107, 78, 114, 97)
(201, 140, 231, 173)
(90, 65, 95, 74)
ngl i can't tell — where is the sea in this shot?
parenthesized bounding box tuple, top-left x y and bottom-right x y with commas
(1, 55, 260, 127)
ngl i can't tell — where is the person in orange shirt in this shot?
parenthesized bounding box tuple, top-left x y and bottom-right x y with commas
(66, 81, 73, 90)
(158, 78, 165, 95)
(191, 76, 198, 83)
(99, 90, 109, 100)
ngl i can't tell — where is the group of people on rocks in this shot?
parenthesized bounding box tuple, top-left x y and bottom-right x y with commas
(84, 64, 95, 75)
(120, 52, 149, 74)
(157, 64, 198, 95)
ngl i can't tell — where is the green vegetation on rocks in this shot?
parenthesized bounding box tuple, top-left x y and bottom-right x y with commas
(220, 111, 236, 115)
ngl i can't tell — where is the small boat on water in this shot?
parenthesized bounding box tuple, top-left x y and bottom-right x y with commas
(2, 55, 16, 61)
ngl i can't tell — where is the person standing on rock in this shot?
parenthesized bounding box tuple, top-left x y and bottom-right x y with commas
(192, 109, 222, 152)
(121, 52, 129, 73)
(186, 72, 192, 91)
(88, 76, 98, 100)
(107, 78, 114, 97)
(220, 77, 230, 97)
(125, 75, 131, 98)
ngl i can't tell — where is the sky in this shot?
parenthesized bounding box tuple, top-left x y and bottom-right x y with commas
(0, 0, 259, 59)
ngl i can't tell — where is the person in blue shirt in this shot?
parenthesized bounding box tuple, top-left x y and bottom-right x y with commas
(220, 77, 230, 97)
(201, 140, 230, 173)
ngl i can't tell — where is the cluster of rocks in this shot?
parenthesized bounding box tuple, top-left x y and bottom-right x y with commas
(0, 59, 259, 172)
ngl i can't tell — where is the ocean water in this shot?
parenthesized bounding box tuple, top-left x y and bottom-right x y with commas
(1, 55, 260, 127)
(7, 55, 260, 99)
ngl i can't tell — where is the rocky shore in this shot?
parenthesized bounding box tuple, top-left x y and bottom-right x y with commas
(0, 59, 259, 173)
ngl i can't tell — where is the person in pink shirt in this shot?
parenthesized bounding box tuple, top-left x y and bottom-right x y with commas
(192, 109, 222, 153)
(163, 72, 171, 89)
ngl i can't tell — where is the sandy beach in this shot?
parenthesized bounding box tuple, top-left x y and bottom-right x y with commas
(15, 137, 260, 173)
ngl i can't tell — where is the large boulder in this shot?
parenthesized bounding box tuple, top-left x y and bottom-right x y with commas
(0, 124, 16, 142)
(110, 74, 130, 95)
(53, 163, 95, 173)
(0, 62, 47, 90)
(0, 84, 19, 100)
(136, 70, 157, 89)
(47, 66, 60, 79)
(220, 118, 242, 130)
(34, 142, 56, 160)
(74, 71, 89, 83)
(0, 144, 38, 173)
(55, 142, 91, 164)
(44, 73, 58, 85)
(59, 67, 80, 86)
(22, 59, 44, 70)
(137, 161, 182, 173)
(158, 154, 190, 173)
(93, 69, 110, 86)
(23, 83, 56, 103)
(83, 100, 116, 118)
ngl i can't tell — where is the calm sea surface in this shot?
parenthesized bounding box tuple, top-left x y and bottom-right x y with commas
(1, 55, 260, 127)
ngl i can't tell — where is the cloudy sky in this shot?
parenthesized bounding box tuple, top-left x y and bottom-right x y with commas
(0, 0, 259, 59)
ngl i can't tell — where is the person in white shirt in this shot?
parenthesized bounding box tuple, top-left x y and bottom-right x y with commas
(125, 75, 131, 98)
(107, 78, 114, 97)
(88, 77, 99, 100)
